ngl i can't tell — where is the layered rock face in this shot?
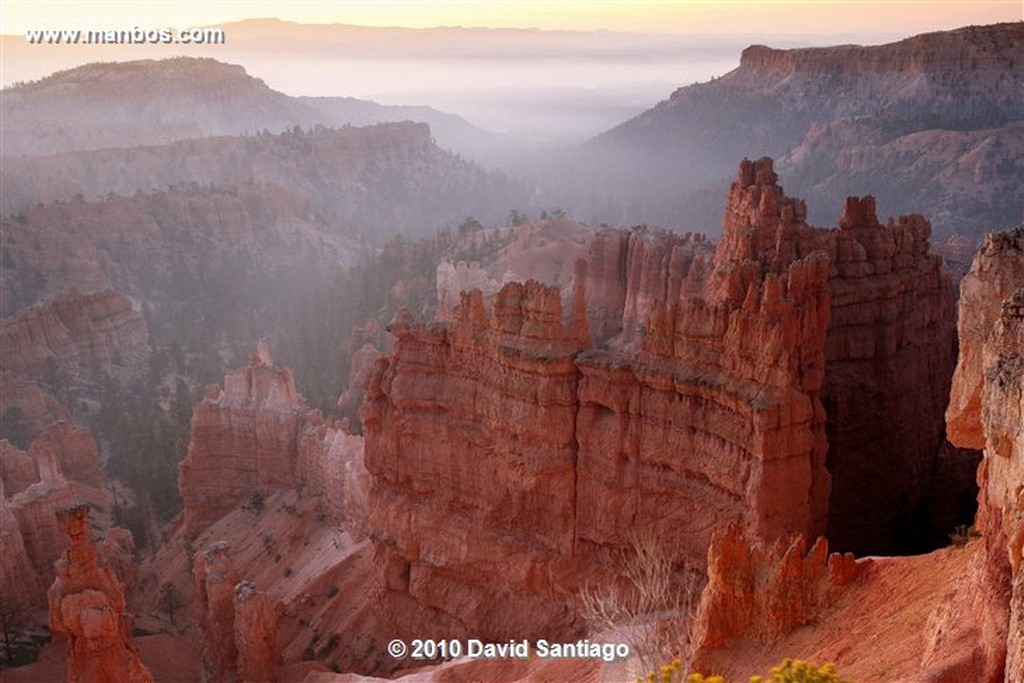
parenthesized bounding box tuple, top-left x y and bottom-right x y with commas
(942, 225, 1024, 680)
(48, 504, 153, 683)
(362, 281, 591, 639)
(1, 434, 77, 606)
(179, 342, 368, 536)
(0, 289, 149, 383)
(947, 226, 1024, 448)
(361, 157, 969, 644)
(822, 196, 961, 554)
(178, 344, 304, 536)
(362, 158, 835, 639)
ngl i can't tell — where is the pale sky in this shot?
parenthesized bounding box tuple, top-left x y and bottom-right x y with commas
(2, 1, 1020, 37)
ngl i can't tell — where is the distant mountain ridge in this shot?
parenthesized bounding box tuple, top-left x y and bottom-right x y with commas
(1, 122, 527, 240)
(559, 22, 1023, 239)
(0, 56, 501, 159)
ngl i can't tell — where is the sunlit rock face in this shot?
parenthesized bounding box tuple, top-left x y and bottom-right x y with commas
(48, 504, 153, 683)
(362, 158, 841, 640)
(921, 225, 1024, 681)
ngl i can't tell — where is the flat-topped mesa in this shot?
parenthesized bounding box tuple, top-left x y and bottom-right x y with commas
(48, 504, 153, 683)
(178, 343, 306, 537)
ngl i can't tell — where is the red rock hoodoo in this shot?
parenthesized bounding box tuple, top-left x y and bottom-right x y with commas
(178, 343, 304, 536)
(361, 158, 839, 640)
(48, 504, 153, 683)
(178, 342, 368, 537)
(360, 157, 968, 641)
(690, 524, 859, 658)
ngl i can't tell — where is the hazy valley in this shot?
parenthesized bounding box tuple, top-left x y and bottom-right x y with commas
(0, 15, 1022, 683)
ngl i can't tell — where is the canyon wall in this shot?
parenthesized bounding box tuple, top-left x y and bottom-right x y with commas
(945, 225, 1024, 679)
(822, 196, 962, 554)
(361, 158, 835, 639)
(587, 184, 962, 555)
(359, 157, 968, 643)
(0, 289, 149, 383)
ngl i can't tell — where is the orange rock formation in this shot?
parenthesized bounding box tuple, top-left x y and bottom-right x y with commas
(690, 524, 859, 661)
(48, 504, 153, 683)
(943, 225, 1024, 679)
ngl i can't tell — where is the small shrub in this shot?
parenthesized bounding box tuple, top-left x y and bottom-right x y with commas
(284, 567, 293, 578)
(242, 490, 265, 513)
(641, 658, 849, 683)
(326, 585, 340, 600)
(314, 501, 329, 524)
(949, 524, 980, 547)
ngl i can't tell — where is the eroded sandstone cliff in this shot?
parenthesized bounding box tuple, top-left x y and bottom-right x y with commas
(0, 289, 149, 383)
(361, 158, 839, 641)
(358, 157, 971, 649)
(926, 224, 1023, 680)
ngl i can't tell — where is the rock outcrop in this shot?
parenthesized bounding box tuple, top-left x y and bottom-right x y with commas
(179, 342, 369, 537)
(178, 344, 305, 536)
(690, 524, 859, 657)
(947, 225, 1024, 448)
(194, 541, 240, 682)
(362, 158, 836, 639)
(938, 224, 1024, 680)
(193, 542, 280, 683)
(48, 504, 153, 683)
(233, 580, 279, 683)
(822, 196, 960, 554)
(1, 437, 76, 606)
(0, 289, 149, 383)
(360, 157, 970, 643)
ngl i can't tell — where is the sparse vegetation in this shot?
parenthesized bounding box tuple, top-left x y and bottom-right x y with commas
(242, 490, 266, 513)
(580, 532, 699, 679)
(157, 582, 187, 626)
(642, 658, 850, 683)
(0, 596, 35, 668)
(949, 523, 980, 547)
